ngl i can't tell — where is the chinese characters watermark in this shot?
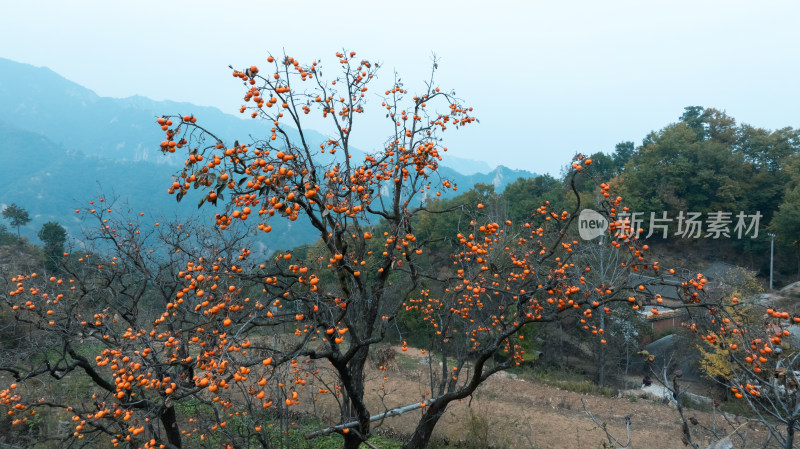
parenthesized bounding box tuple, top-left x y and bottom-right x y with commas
(578, 209, 762, 240)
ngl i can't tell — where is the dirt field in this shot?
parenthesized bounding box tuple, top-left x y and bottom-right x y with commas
(308, 346, 773, 449)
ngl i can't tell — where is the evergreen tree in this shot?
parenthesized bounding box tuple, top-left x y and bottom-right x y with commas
(38, 221, 67, 272)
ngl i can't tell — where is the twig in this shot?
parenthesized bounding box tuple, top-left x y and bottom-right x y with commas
(581, 398, 631, 448)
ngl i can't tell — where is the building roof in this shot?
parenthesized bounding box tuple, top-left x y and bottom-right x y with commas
(702, 261, 756, 282)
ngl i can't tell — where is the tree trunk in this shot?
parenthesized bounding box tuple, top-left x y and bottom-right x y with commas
(597, 312, 606, 386)
(404, 401, 447, 449)
(785, 418, 795, 449)
(337, 345, 371, 449)
(625, 343, 630, 384)
(160, 404, 182, 448)
(343, 432, 362, 449)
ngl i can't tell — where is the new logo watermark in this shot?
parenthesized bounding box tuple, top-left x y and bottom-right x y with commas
(578, 209, 762, 240)
(578, 209, 609, 240)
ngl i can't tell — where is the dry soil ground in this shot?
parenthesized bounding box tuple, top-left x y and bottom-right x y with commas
(308, 346, 774, 449)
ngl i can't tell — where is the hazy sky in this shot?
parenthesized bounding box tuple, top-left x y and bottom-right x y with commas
(2, 0, 798, 175)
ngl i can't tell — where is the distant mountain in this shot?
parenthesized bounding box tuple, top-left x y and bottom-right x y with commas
(0, 120, 318, 251)
(438, 155, 494, 175)
(1, 58, 502, 173)
(0, 58, 314, 165)
(0, 58, 536, 248)
(439, 165, 540, 192)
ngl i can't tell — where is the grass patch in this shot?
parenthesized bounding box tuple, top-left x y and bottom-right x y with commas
(270, 413, 406, 449)
(175, 410, 407, 449)
(525, 364, 615, 398)
(678, 394, 712, 413)
(719, 398, 759, 419)
(395, 353, 423, 371)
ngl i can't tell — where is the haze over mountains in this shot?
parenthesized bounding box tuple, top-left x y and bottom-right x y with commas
(0, 58, 537, 249)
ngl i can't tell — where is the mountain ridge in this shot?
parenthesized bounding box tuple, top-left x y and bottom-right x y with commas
(0, 57, 537, 246)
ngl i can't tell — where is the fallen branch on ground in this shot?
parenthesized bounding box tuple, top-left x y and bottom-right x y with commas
(305, 397, 438, 439)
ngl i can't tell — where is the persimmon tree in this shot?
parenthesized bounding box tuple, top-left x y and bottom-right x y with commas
(596, 255, 800, 449)
(153, 50, 487, 449)
(0, 203, 260, 448)
(677, 273, 800, 449)
(160, 50, 631, 449)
